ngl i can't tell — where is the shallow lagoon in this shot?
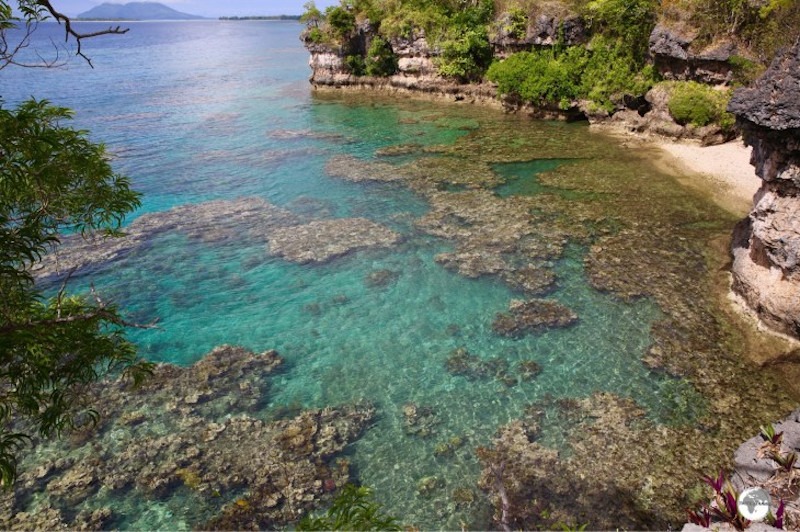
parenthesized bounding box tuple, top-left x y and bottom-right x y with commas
(4, 21, 795, 529)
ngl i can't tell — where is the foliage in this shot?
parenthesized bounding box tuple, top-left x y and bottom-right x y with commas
(504, 7, 528, 39)
(487, 39, 656, 111)
(432, 0, 495, 81)
(436, 25, 493, 81)
(666, 81, 734, 131)
(365, 36, 397, 76)
(296, 484, 402, 531)
(767, 499, 786, 530)
(760, 423, 784, 446)
(728, 55, 764, 86)
(300, 0, 323, 27)
(325, 5, 357, 40)
(691, 471, 751, 530)
(344, 53, 366, 75)
(487, 47, 585, 108)
(0, 99, 153, 487)
(306, 27, 324, 43)
(582, 0, 657, 62)
(685, 0, 800, 63)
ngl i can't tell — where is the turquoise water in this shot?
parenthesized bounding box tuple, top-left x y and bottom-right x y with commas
(5, 21, 705, 528)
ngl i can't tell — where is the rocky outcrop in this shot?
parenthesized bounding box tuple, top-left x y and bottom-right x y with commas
(492, 298, 578, 337)
(1, 345, 375, 530)
(728, 41, 800, 339)
(35, 197, 400, 279)
(649, 24, 738, 85)
(268, 218, 402, 264)
(490, 11, 587, 57)
(34, 198, 299, 280)
(602, 83, 735, 145)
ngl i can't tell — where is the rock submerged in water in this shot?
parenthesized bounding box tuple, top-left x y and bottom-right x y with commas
(34, 197, 301, 281)
(34, 197, 402, 280)
(268, 218, 402, 264)
(492, 299, 578, 338)
(365, 268, 401, 288)
(727, 40, 800, 339)
(402, 403, 439, 438)
(1, 345, 376, 530)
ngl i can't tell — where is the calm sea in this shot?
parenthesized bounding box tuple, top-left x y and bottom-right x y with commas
(2, 20, 709, 529)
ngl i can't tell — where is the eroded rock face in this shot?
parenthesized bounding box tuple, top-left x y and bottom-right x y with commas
(728, 41, 800, 338)
(649, 24, 737, 84)
(490, 11, 586, 57)
(1, 345, 375, 530)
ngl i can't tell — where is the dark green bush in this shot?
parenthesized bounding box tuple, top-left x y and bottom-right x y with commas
(487, 39, 656, 111)
(325, 5, 356, 39)
(306, 27, 324, 43)
(344, 54, 366, 76)
(666, 81, 734, 131)
(365, 36, 398, 77)
(436, 26, 493, 81)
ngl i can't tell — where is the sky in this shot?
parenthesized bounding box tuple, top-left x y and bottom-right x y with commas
(52, 0, 341, 17)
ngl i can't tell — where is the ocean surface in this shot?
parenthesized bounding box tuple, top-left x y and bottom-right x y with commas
(2, 20, 721, 529)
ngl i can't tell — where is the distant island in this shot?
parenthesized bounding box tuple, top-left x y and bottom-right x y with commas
(76, 2, 205, 21)
(219, 16, 301, 21)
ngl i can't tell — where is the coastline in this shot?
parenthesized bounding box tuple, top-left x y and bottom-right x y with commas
(654, 139, 759, 216)
(312, 84, 760, 217)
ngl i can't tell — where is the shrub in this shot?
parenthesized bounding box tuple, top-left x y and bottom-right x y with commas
(436, 26, 493, 81)
(365, 36, 398, 77)
(344, 54, 366, 76)
(487, 40, 656, 111)
(667, 81, 734, 131)
(728, 55, 765, 86)
(582, 0, 657, 62)
(505, 7, 528, 39)
(325, 5, 356, 39)
(306, 27, 324, 43)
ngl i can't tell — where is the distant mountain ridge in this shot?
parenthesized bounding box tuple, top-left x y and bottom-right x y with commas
(77, 2, 204, 20)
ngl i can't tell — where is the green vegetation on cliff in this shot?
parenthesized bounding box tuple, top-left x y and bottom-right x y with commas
(303, 0, 799, 119)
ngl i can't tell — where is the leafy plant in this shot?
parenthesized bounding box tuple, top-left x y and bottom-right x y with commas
(0, 98, 153, 487)
(687, 505, 712, 527)
(772, 451, 797, 473)
(325, 5, 356, 40)
(344, 54, 366, 75)
(760, 424, 784, 446)
(767, 499, 786, 529)
(436, 25, 493, 81)
(365, 36, 397, 77)
(504, 7, 528, 39)
(666, 81, 735, 132)
(687, 471, 750, 530)
(296, 484, 402, 531)
(582, 0, 657, 63)
(487, 40, 656, 111)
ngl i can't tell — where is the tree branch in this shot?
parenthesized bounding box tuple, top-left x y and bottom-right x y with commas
(0, 282, 158, 335)
(37, 0, 129, 67)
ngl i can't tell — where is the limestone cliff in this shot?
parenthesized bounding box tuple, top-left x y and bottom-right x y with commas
(302, 7, 741, 137)
(728, 40, 800, 339)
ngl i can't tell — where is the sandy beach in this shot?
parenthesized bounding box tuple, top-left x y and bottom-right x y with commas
(655, 139, 760, 215)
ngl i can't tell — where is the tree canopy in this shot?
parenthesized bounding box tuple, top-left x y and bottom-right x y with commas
(0, 1, 151, 487)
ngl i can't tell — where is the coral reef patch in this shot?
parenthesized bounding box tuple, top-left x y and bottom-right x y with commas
(0, 346, 375, 530)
